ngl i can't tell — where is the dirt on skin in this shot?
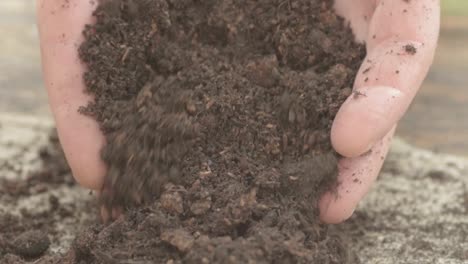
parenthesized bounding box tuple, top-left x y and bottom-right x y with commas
(65, 0, 365, 263)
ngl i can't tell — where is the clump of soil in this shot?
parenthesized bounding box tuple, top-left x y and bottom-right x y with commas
(11, 230, 51, 259)
(72, 0, 364, 263)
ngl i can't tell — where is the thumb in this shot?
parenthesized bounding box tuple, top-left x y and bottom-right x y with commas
(331, 40, 431, 158)
(331, 84, 407, 158)
(331, 0, 439, 157)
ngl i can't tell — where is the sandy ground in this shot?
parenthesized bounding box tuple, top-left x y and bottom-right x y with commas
(1, 114, 467, 263)
(341, 139, 468, 263)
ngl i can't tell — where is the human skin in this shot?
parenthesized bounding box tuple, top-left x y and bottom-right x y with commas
(36, 0, 440, 223)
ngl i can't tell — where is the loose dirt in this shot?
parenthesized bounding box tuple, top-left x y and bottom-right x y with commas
(3, 0, 366, 263)
(74, 0, 365, 262)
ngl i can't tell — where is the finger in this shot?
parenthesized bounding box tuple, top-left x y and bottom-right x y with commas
(332, 0, 440, 157)
(37, 0, 106, 190)
(320, 127, 395, 224)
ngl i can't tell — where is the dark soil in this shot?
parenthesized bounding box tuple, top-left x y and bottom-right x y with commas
(68, 0, 365, 263)
(2, 0, 364, 263)
(11, 231, 51, 259)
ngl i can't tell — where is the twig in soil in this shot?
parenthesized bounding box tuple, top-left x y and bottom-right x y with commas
(121, 47, 132, 63)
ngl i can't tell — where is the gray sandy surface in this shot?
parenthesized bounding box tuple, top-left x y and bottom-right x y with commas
(0, 114, 96, 255)
(341, 139, 468, 263)
(1, 114, 467, 263)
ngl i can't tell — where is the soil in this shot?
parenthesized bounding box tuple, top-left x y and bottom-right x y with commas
(0, 131, 96, 263)
(2, 0, 365, 263)
(3, 125, 468, 264)
(0, 132, 73, 197)
(73, 0, 365, 262)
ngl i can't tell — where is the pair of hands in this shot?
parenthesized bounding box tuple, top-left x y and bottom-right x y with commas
(37, 0, 440, 224)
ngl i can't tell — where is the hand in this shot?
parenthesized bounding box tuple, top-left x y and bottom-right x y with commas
(319, 0, 440, 223)
(37, 0, 439, 223)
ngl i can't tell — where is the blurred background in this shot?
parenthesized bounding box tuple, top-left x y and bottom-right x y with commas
(0, 0, 467, 157)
